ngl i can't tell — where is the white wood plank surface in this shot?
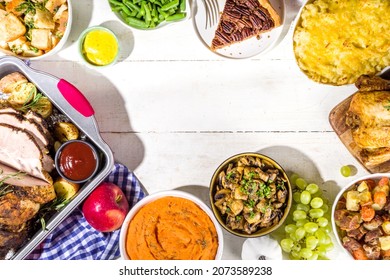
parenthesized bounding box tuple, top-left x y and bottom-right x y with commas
(15, 0, 374, 260)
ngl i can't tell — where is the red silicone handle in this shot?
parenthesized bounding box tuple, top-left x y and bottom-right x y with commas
(57, 79, 94, 117)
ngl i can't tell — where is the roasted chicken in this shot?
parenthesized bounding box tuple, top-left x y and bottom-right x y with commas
(345, 75, 390, 167)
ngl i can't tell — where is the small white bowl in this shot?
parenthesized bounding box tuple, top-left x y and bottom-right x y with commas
(119, 190, 224, 260)
(331, 172, 390, 260)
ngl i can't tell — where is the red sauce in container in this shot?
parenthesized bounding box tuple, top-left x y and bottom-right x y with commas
(58, 141, 98, 182)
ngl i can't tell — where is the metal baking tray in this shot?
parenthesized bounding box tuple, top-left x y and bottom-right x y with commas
(0, 56, 114, 259)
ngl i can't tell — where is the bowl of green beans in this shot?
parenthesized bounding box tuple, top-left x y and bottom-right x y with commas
(109, 0, 189, 30)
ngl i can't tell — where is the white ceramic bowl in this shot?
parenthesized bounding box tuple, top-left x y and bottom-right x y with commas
(119, 190, 224, 260)
(0, 0, 72, 60)
(331, 173, 390, 260)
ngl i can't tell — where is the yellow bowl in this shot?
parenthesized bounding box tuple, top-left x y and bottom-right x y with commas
(209, 152, 292, 238)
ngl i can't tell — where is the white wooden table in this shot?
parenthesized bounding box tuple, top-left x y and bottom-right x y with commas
(28, 0, 367, 260)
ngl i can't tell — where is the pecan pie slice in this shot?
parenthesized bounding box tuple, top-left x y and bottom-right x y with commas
(211, 0, 281, 50)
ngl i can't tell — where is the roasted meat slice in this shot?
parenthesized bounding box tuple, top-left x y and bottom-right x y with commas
(0, 112, 50, 148)
(0, 162, 51, 187)
(0, 192, 40, 226)
(0, 123, 54, 182)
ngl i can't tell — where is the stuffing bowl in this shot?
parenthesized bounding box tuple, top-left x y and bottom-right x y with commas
(0, 0, 73, 60)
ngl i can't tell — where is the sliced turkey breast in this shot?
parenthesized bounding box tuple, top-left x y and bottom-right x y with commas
(0, 162, 51, 187)
(0, 112, 50, 148)
(0, 123, 53, 182)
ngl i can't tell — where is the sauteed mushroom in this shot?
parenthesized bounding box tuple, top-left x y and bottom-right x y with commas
(212, 155, 289, 235)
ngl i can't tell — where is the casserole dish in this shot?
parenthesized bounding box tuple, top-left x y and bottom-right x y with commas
(0, 56, 114, 259)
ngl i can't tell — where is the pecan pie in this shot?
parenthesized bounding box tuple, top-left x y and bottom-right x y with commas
(211, 0, 281, 51)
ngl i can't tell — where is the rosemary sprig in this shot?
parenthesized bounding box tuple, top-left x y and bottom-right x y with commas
(20, 92, 43, 111)
(0, 185, 13, 198)
(38, 196, 69, 230)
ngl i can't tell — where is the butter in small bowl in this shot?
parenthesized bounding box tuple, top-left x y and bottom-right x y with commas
(78, 26, 120, 67)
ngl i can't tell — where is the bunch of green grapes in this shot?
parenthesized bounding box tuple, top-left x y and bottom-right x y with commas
(279, 174, 334, 260)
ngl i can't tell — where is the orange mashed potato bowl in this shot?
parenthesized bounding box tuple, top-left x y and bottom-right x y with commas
(125, 196, 219, 260)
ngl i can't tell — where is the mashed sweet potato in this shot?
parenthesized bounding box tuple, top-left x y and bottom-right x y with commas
(126, 196, 219, 260)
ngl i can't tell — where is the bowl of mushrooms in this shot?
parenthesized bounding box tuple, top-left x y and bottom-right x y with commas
(209, 152, 292, 238)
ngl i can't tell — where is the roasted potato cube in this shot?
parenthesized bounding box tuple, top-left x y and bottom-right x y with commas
(54, 177, 80, 200)
(379, 236, 390, 251)
(30, 96, 52, 118)
(357, 181, 369, 192)
(346, 190, 361, 211)
(5, 0, 26, 16)
(54, 122, 79, 142)
(382, 221, 390, 235)
(45, 0, 66, 13)
(358, 190, 372, 206)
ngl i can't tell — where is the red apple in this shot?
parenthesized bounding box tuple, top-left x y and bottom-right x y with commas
(82, 182, 130, 232)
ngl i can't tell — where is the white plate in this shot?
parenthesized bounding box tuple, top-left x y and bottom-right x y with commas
(193, 0, 285, 58)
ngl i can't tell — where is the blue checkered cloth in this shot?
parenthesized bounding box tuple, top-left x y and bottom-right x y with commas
(26, 163, 146, 260)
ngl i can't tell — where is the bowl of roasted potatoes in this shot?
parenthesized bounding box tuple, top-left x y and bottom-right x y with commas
(0, 0, 72, 59)
(332, 173, 390, 260)
(209, 152, 292, 238)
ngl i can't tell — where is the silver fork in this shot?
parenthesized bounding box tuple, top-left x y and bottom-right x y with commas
(201, 0, 220, 29)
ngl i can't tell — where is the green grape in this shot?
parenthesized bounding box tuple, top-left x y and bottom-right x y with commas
(322, 235, 332, 245)
(306, 183, 319, 194)
(296, 203, 310, 212)
(317, 217, 329, 227)
(290, 173, 300, 185)
(340, 165, 351, 177)
(310, 197, 324, 209)
(296, 178, 307, 190)
(295, 219, 308, 227)
(307, 252, 319, 260)
(293, 192, 301, 203)
(306, 236, 319, 250)
(290, 250, 300, 259)
(315, 229, 327, 245)
(304, 222, 319, 234)
(324, 242, 334, 252)
(285, 224, 297, 234)
(293, 210, 307, 221)
(281, 238, 294, 253)
(292, 243, 301, 252)
(289, 232, 298, 242)
(320, 203, 329, 214)
(323, 225, 332, 234)
(300, 190, 311, 205)
(309, 208, 324, 218)
(289, 253, 300, 260)
(295, 227, 306, 240)
(299, 248, 313, 259)
(316, 245, 327, 257)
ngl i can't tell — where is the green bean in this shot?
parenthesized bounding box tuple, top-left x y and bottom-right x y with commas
(161, 0, 179, 11)
(165, 12, 186, 21)
(179, 0, 185, 11)
(124, 0, 141, 12)
(109, 0, 123, 6)
(143, 2, 152, 23)
(125, 16, 149, 28)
